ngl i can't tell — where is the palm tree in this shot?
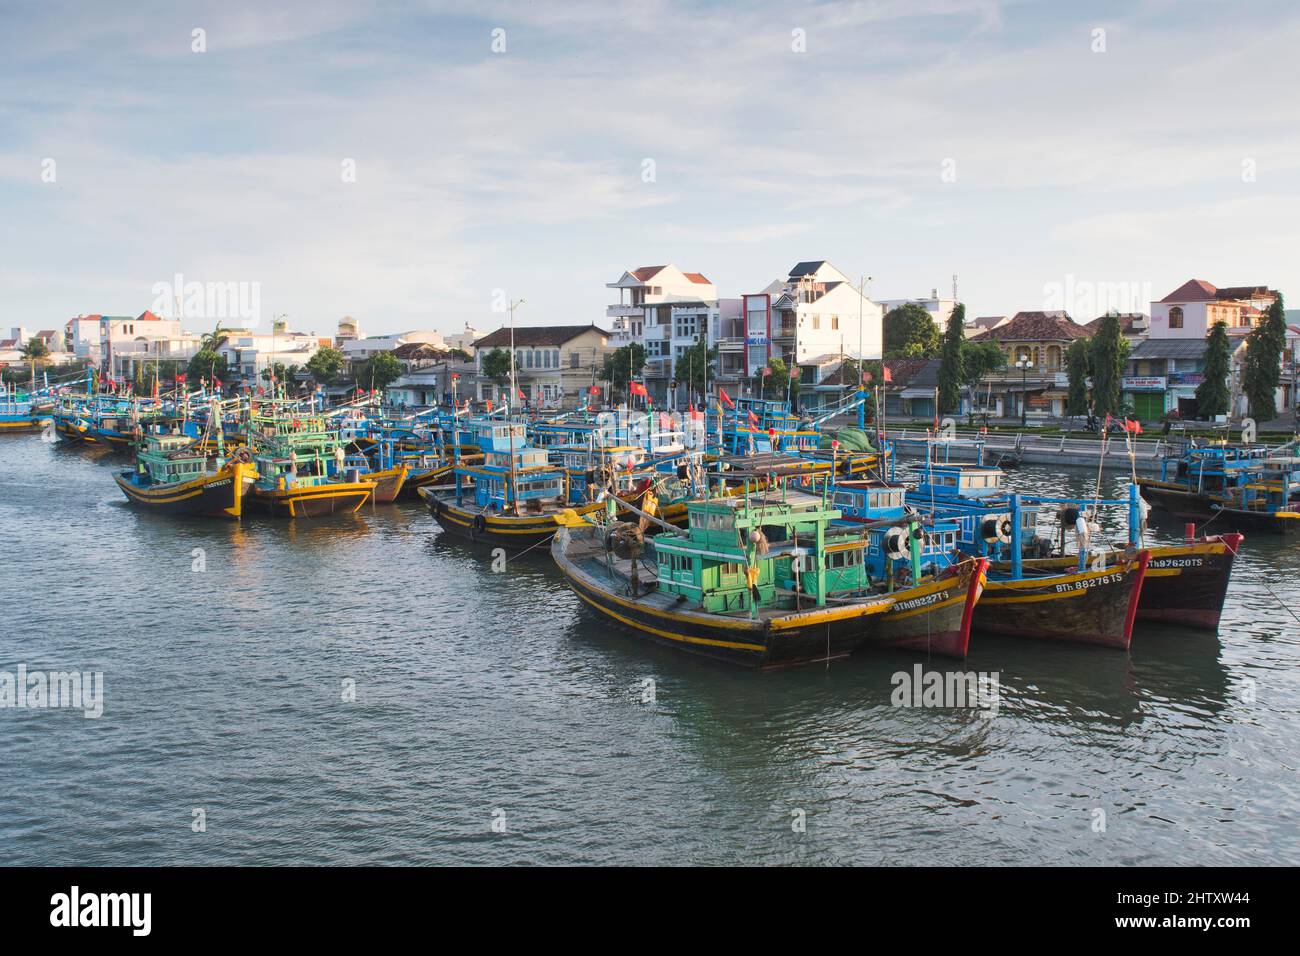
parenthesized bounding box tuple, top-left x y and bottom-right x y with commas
(200, 323, 231, 352)
(20, 338, 50, 392)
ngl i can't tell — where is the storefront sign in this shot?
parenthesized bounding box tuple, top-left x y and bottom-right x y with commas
(1122, 376, 1166, 391)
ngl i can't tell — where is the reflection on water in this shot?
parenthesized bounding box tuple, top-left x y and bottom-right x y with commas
(0, 437, 1296, 865)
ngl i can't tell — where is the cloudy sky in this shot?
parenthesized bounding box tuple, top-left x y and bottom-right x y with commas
(2, 0, 1297, 339)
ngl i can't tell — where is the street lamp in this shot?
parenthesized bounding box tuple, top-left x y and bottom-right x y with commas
(1016, 358, 1033, 427)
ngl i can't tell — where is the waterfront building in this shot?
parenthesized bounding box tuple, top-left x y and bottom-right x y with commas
(967, 311, 1089, 419)
(216, 325, 324, 386)
(472, 324, 612, 409)
(737, 260, 883, 396)
(606, 264, 719, 407)
(342, 330, 445, 364)
(877, 291, 958, 331)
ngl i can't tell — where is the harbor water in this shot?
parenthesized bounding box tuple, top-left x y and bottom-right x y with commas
(2, 433, 1297, 865)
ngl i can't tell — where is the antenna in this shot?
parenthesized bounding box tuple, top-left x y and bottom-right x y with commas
(952, 274, 958, 303)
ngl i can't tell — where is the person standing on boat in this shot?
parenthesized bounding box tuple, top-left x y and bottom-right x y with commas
(287, 450, 298, 488)
(334, 444, 345, 477)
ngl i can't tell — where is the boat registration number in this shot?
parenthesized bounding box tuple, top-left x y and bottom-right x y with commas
(1149, 557, 1203, 569)
(890, 591, 944, 613)
(1055, 572, 1121, 593)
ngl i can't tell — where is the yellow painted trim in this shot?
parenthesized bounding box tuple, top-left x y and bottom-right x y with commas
(979, 588, 1086, 605)
(573, 591, 768, 652)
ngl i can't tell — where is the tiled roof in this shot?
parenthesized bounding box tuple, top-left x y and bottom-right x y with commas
(970, 311, 1088, 342)
(1084, 312, 1147, 334)
(1161, 279, 1218, 303)
(136, 310, 164, 321)
(391, 342, 451, 360)
(0, 339, 17, 349)
(631, 266, 667, 282)
(683, 272, 711, 285)
(1215, 285, 1275, 301)
(473, 324, 608, 349)
(972, 315, 1007, 330)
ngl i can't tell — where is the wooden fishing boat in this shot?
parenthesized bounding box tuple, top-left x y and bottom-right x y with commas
(553, 490, 988, 667)
(974, 551, 1150, 649)
(1000, 533, 1242, 631)
(114, 434, 255, 519)
(1139, 447, 1300, 533)
(0, 394, 50, 432)
(421, 417, 656, 548)
(246, 413, 375, 517)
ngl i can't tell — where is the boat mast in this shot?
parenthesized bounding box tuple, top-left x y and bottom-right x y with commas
(507, 298, 524, 513)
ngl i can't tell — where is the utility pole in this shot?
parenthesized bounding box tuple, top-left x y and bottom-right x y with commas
(507, 297, 524, 513)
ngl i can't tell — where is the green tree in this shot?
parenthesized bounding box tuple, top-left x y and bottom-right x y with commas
(1243, 296, 1287, 421)
(599, 344, 646, 396)
(199, 323, 230, 352)
(480, 347, 514, 386)
(356, 351, 403, 392)
(1065, 337, 1091, 416)
(673, 336, 717, 399)
(883, 303, 941, 358)
(754, 357, 792, 400)
(937, 303, 965, 413)
(20, 338, 50, 364)
(1088, 313, 1128, 417)
(448, 348, 471, 362)
(187, 348, 228, 385)
(1195, 321, 1232, 418)
(959, 340, 1005, 391)
(306, 346, 345, 385)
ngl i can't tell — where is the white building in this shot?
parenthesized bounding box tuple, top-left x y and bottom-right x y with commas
(217, 327, 325, 384)
(341, 330, 445, 363)
(737, 260, 882, 382)
(1149, 279, 1276, 341)
(877, 290, 958, 331)
(443, 323, 482, 355)
(66, 311, 196, 374)
(606, 264, 720, 406)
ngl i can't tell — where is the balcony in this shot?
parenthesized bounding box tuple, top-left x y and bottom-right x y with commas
(607, 304, 642, 319)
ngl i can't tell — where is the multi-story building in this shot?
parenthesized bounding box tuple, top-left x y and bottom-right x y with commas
(733, 261, 882, 395)
(336, 316, 361, 347)
(472, 324, 612, 409)
(66, 311, 200, 376)
(877, 291, 957, 331)
(217, 326, 325, 385)
(606, 264, 718, 406)
(967, 311, 1088, 418)
(1149, 279, 1278, 340)
(342, 330, 445, 364)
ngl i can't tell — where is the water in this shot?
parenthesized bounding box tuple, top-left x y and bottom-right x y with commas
(1, 434, 1296, 865)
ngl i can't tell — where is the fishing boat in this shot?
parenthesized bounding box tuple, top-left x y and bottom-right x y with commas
(420, 418, 653, 547)
(908, 461, 1153, 649)
(246, 414, 376, 517)
(0, 387, 50, 432)
(1140, 446, 1300, 533)
(113, 432, 255, 518)
(552, 486, 987, 667)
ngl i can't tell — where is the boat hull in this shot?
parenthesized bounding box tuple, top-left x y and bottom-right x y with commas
(0, 416, 49, 433)
(367, 464, 408, 503)
(552, 528, 892, 668)
(114, 461, 254, 519)
(422, 491, 599, 548)
(1139, 479, 1300, 533)
(974, 551, 1150, 650)
(870, 559, 988, 659)
(250, 479, 375, 517)
(1008, 536, 1241, 631)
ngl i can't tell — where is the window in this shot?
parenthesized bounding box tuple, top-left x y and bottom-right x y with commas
(1169, 306, 1184, 329)
(570, 352, 579, 368)
(831, 315, 839, 330)
(811, 314, 821, 330)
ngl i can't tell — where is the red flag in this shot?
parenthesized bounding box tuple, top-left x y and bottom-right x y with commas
(862, 370, 872, 384)
(718, 388, 735, 408)
(518, 388, 526, 400)
(1125, 418, 1143, 435)
(629, 382, 648, 398)
(174, 374, 185, 383)
(761, 365, 772, 377)
(659, 412, 673, 430)
(588, 385, 600, 395)
(747, 410, 759, 427)
(882, 365, 893, 384)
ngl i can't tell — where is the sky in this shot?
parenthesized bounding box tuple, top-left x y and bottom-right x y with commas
(1, 0, 1298, 340)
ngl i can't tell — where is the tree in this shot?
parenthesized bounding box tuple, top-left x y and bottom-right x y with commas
(20, 338, 50, 364)
(599, 344, 646, 396)
(356, 351, 403, 392)
(187, 348, 228, 385)
(1065, 337, 1091, 416)
(480, 347, 514, 387)
(758, 357, 792, 400)
(883, 303, 941, 358)
(1088, 312, 1128, 417)
(199, 324, 230, 353)
(448, 348, 471, 362)
(937, 303, 965, 413)
(959, 340, 1005, 391)
(673, 336, 716, 400)
(1195, 321, 1232, 419)
(306, 346, 345, 385)
(1242, 295, 1286, 421)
